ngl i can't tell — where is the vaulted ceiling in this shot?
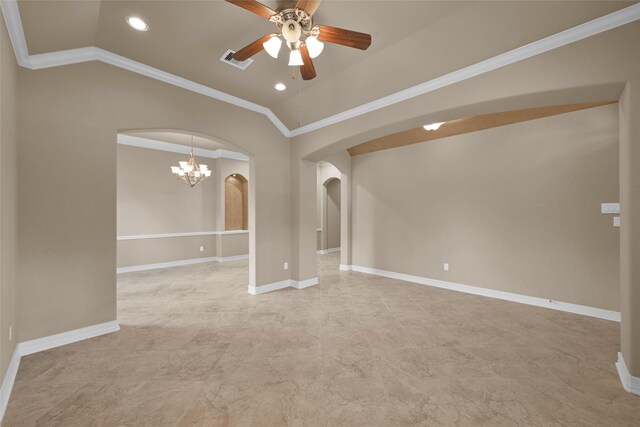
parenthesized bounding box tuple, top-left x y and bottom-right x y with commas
(16, 1, 633, 129)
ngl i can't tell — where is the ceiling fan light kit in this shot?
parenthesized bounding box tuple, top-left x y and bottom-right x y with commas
(227, 0, 371, 80)
(288, 49, 304, 66)
(305, 35, 324, 58)
(263, 35, 282, 58)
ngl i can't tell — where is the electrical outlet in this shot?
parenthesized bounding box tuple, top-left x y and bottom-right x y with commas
(199, 246, 204, 252)
(443, 263, 449, 271)
(284, 262, 289, 270)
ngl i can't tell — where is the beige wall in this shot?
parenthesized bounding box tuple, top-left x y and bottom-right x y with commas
(1, 14, 18, 380)
(326, 179, 341, 250)
(352, 105, 620, 310)
(118, 236, 217, 268)
(291, 22, 640, 376)
(219, 232, 250, 258)
(117, 145, 218, 236)
(18, 61, 289, 342)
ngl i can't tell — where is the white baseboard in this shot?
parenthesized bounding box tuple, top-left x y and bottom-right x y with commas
(339, 264, 352, 271)
(0, 347, 21, 422)
(350, 265, 620, 322)
(248, 277, 319, 295)
(317, 247, 340, 255)
(616, 352, 640, 395)
(248, 279, 291, 295)
(0, 320, 120, 421)
(117, 254, 249, 273)
(18, 321, 120, 356)
(217, 254, 249, 262)
(291, 277, 319, 289)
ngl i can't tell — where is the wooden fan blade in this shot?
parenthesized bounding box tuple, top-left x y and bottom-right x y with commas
(317, 25, 371, 50)
(299, 44, 317, 80)
(226, 0, 276, 20)
(296, 0, 322, 16)
(233, 34, 272, 61)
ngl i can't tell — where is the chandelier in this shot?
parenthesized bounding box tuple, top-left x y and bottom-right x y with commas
(170, 136, 211, 187)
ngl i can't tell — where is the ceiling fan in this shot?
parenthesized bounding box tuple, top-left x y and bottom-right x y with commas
(226, 0, 372, 80)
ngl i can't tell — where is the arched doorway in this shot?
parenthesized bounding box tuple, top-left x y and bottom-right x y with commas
(316, 161, 343, 261)
(323, 177, 341, 252)
(225, 174, 248, 230)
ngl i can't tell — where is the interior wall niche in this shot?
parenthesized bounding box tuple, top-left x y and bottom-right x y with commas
(225, 174, 248, 230)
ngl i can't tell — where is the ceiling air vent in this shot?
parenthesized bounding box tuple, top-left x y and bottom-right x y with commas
(220, 49, 254, 70)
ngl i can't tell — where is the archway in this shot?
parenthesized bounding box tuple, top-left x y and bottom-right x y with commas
(225, 174, 248, 230)
(116, 129, 252, 291)
(321, 177, 341, 253)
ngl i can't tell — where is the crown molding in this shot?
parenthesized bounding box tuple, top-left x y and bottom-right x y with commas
(2, 0, 640, 139)
(0, 0, 28, 66)
(288, 3, 640, 137)
(117, 134, 250, 161)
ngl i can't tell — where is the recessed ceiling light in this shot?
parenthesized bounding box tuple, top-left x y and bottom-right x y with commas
(126, 16, 149, 32)
(423, 122, 444, 131)
(274, 83, 287, 91)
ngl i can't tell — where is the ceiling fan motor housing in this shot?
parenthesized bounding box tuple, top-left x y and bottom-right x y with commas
(282, 19, 302, 43)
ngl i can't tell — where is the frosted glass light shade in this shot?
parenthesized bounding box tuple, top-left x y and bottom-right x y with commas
(171, 150, 212, 187)
(263, 36, 282, 58)
(305, 36, 324, 58)
(288, 49, 304, 66)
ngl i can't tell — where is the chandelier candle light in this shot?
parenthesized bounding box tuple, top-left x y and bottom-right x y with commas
(170, 136, 212, 187)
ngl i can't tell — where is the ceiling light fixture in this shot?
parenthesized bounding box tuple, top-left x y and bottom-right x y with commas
(305, 35, 324, 58)
(423, 122, 445, 131)
(263, 35, 282, 58)
(227, 1, 372, 80)
(274, 83, 287, 91)
(288, 49, 304, 66)
(170, 136, 212, 188)
(126, 16, 149, 32)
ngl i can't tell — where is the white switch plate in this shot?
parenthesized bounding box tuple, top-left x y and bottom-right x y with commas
(443, 263, 449, 271)
(199, 246, 204, 252)
(614, 216, 621, 227)
(601, 203, 620, 214)
(284, 262, 288, 270)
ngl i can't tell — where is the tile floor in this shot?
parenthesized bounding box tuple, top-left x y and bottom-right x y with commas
(3, 253, 640, 426)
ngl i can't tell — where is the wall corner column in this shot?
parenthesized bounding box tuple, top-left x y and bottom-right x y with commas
(291, 147, 318, 283)
(619, 81, 640, 390)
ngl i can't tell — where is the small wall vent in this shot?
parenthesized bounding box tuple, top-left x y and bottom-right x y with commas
(220, 49, 254, 70)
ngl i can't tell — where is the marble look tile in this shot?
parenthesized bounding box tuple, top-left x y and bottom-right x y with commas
(252, 379, 325, 426)
(177, 380, 263, 426)
(5, 252, 639, 426)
